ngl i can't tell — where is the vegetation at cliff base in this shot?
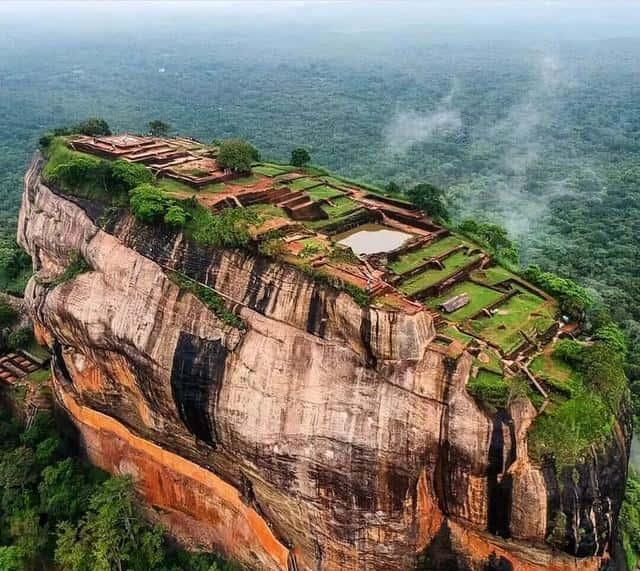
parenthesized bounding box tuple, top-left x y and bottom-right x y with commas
(0, 408, 239, 571)
(621, 470, 640, 570)
(0, 242, 32, 296)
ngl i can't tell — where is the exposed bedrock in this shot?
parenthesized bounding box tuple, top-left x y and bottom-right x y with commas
(18, 155, 629, 570)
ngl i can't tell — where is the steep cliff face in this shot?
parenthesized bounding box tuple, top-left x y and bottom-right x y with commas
(18, 155, 629, 570)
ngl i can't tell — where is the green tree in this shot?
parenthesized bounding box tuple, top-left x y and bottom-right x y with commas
(0, 242, 30, 281)
(0, 299, 17, 328)
(385, 181, 401, 194)
(406, 183, 449, 220)
(164, 205, 187, 228)
(6, 327, 32, 351)
(149, 120, 170, 137)
(55, 476, 165, 571)
(129, 184, 170, 223)
(39, 459, 93, 523)
(109, 160, 152, 191)
(217, 139, 259, 173)
(9, 508, 48, 568)
(0, 546, 21, 571)
(73, 118, 111, 137)
(522, 265, 593, 320)
(290, 147, 311, 167)
(458, 219, 519, 265)
(52, 155, 103, 189)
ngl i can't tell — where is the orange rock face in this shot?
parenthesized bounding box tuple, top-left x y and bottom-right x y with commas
(18, 155, 629, 570)
(57, 383, 290, 570)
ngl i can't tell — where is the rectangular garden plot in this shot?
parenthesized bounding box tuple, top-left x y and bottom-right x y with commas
(389, 235, 468, 274)
(398, 250, 483, 297)
(467, 287, 557, 354)
(289, 177, 322, 191)
(427, 281, 504, 322)
(305, 185, 345, 202)
(252, 164, 291, 177)
(321, 197, 360, 219)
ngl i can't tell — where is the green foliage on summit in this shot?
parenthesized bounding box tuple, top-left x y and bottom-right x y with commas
(527, 321, 629, 467)
(216, 139, 259, 173)
(42, 137, 150, 203)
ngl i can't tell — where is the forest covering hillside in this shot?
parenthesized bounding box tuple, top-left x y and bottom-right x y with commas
(1, 5, 638, 347)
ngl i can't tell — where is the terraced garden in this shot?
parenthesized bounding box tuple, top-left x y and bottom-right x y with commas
(321, 197, 360, 218)
(305, 185, 345, 201)
(398, 250, 483, 297)
(427, 280, 504, 321)
(289, 177, 321, 191)
(470, 266, 515, 287)
(389, 235, 469, 274)
(466, 286, 556, 354)
(252, 163, 294, 177)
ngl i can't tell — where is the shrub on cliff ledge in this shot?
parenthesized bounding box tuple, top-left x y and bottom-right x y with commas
(109, 160, 152, 191)
(129, 184, 170, 223)
(72, 117, 111, 137)
(185, 203, 259, 248)
(129, 184, 188, 230)
(406, 182, 449, 221)
(522, 265, 593, 320)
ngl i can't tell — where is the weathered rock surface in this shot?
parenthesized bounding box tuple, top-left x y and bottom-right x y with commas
(18, 155, 630, 570)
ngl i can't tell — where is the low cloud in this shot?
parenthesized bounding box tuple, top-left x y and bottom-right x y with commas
(384, 100, 462, 153)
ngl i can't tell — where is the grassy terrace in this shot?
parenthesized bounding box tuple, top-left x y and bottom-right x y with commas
(289, 177, 321, 191)
(157, 178, 225, 195)
(305, 185, 345, 201)
(470, 266, 516, 286)
(252, 163, 294, 177)
(440, 325, 474, 347)
(303, 205, 366, 231)
(427, 280, 503, 321)
(530, 351, 581, 394)
(389, 235, 468, 274)
(467, 286, 556, 353)
(399, 250, 482, 296)
(321, 197, 360, 218)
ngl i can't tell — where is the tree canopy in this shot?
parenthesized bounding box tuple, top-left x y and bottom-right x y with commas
(72, 118, 111, 137)
(149, 120, 170, 137)
(406, 183, 449, 221)
(0, 409, 239, 570)
(458, 219, 519, 265)
(290, 147, 311, 167)
(216, 139, 259, 173)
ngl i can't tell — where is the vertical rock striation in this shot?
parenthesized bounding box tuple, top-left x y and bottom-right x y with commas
(18, 155, 629, 570)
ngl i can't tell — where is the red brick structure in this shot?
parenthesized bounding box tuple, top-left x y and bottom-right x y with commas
(70, 134, 241, 188)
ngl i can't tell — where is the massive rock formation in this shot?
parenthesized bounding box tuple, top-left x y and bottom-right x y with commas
(18, 154, 630, 570)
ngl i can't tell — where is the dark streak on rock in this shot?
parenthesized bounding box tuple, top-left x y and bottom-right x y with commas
(359, 308, 377, 368)
(487, 410, 513, 538)
(170, 332, 228, 446)
(306, 286, 326, 336)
